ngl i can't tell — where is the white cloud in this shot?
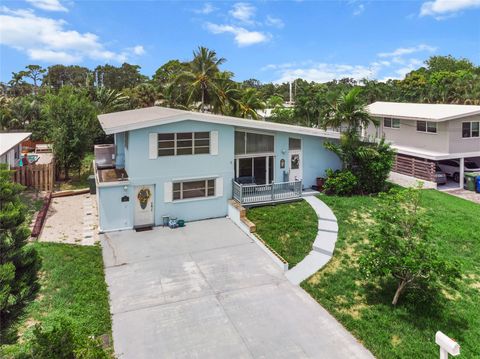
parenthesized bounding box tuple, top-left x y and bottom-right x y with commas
(0, 7, 143, 64)
(206, 23, 270, 46)
(265, 15, 284, 28)
(420, 0, 480, 17)
(25, 0, 68, 12)
(193, 3, 216, 15)
(353, 4, 365, 15)
(229, 2, 256, 24)
(378, 44, 437, 58)
(130, 45, 145, 56)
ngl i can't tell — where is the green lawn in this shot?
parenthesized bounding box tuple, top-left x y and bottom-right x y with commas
(246, 200, 318, 266)
(0, 243, 112, 357)
(301, 190, 480, 358)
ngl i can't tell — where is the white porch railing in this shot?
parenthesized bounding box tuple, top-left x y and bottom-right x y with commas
(232, 180, 303, 205)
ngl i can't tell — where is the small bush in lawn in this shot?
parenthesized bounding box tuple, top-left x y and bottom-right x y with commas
(19, 318, 111, 359)
(324, 169, 358, 196)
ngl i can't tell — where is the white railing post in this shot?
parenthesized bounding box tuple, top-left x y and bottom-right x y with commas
(271, 182, 275, 201)
(239, 183, 243, 204)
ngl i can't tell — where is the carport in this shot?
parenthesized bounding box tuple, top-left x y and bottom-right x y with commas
(101, 218, 373, 359)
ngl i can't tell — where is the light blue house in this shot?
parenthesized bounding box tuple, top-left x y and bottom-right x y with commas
(95, 107, 341, 232)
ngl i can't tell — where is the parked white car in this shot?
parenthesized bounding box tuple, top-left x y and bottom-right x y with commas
(438, 159, 480, 182)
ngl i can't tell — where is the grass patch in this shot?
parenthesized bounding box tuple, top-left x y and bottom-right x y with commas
(57, 153, 94, 191)
(246, 200, 318, 266)
(0, 242, 112, 357)
(302, 190, 480, 358)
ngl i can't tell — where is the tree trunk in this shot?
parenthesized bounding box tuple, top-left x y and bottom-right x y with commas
(201, 88, 205, 113)
(392, 279, 407, 306)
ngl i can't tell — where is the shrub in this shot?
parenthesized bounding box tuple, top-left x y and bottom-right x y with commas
(323, 169, 358, 196)
(18, 318, 111, 359)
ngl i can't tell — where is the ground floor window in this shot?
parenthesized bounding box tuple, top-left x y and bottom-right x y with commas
(173, 179, 215, 200)
(235, 156, 274, 185)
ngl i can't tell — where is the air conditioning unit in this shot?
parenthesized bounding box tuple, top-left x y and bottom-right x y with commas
(94, 144, 115, 169)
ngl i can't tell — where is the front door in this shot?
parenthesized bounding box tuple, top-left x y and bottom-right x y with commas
(289, 150, 302, 182)
(134, 185, 154, 227)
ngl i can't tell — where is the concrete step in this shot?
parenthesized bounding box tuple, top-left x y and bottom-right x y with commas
(286, 251, 331, 285)
(318, 219, 338, 233)
(312, 230, 338, 256)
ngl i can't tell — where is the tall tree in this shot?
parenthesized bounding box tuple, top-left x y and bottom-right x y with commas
(43, 65, 91, 91)
(0, 164, 41, 342)
(24, 65, 46, 95)
(178, 46, 226, 112)
(44, 87, 97, 179)
(234, 88, 266, 120)
(94, 63, 147, 90)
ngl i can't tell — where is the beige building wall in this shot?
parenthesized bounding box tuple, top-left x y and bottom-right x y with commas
(447, 115, 480, 154)
(369, 117, 449, 153)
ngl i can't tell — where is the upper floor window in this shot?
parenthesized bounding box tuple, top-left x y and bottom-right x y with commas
(383, 117, 400, 129)
(235, 131, 274, 155)
(462, 121, 480, 138)
(417, 120, 437, 134)
(158, 132, 210, 156)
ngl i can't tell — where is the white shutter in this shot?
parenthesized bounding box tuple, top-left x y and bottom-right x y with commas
(164, 182, 173, 202)
(215, 177, 223, 197)
(149, 133, 158, 159)
(210, 131, 218, 155)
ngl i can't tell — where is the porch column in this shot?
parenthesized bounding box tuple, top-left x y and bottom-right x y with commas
(459, 157, 464, 189)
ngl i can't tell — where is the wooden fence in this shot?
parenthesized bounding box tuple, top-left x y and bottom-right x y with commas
(393, 154, 436, 182)
(12, 161, 55, 192)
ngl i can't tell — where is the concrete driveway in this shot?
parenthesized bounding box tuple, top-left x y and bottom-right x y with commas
(101, 218, 373, 359)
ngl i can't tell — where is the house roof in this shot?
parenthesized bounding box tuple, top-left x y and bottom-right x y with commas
(0, 132, 31, 156)
(367, 102, 480, 122)
(98, 106, 340, 139)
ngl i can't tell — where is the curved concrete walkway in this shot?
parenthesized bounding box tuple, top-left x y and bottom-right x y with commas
(286, 196, 338, 285)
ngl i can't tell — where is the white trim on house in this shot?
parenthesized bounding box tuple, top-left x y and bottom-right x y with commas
(392, 144, 480, 161)
(98, 106, 340, 139)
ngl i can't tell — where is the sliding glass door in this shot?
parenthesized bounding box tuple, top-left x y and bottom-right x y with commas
(235, 156, 274, 185)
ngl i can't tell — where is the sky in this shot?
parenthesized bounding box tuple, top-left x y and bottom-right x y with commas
(0, 0, 479, 84)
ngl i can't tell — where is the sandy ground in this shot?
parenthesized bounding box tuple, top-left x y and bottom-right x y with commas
(39, 193, 99, 245)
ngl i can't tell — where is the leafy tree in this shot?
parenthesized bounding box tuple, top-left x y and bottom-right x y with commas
(7, 71, 31, 97)
(24, 65, 46, 95)
(211, 71, 239, 115)
(94, 63, 147, 90)
(321, 87, 377, 136)
(177, 46, 226, 112)
(234, 88, 265, 119)
(43, 65, 91, 91)
(44, 87, 97, 179)
(359, 187, 460, 305)
(0, 164, 41, 342)
(425, 55, 476, 73)
(92, 87, 129, 114)
(124, 83, 157, 108)
(267, 95, 284, 108)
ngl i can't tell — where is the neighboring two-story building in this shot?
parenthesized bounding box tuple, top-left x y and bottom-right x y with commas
(366, 102, 480, 187)
(95, 107, 341, 232)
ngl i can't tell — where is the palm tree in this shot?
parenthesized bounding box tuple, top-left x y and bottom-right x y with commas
(321, 87, 377, 137)
(234, 88, 266, 120)
(177, 47, 226, 112)
(93, 87, 129, 114)
(211, 71, 239, 115)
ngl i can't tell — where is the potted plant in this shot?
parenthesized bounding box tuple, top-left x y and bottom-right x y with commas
(316, 177, 325, 191)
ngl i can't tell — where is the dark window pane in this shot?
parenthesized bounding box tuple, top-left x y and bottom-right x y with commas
(246, 132, 274, 153)
(207, 179, 215, 188)
(269, 156, 274, 183)
(183, 180, 205, 191)
(158, 133, 174, 141)
(177, 132, 192, 140)
(462, 122, 471, 138)
(173, 191, 181, 200)
(238, 158, 253, 178)
(177, 140, 192, 148)
(195, 132, 210, 139)
(427, 122, 437, 133)
(195, 139, 210, 147)
(235, 131, 245, 155)
(159, 149, 174, 156)
(177, 147, 193, 155)
(472, 122, 479, 137)
(173, 183, 181, 191)
(207, 188, 215, 196)
(194, 147, 209, 154)
(384, 118, 392, 128)
(254, 157, 267, 185)
(158, 140, 174, 149)
(289, 138, 301, 150)
(392, 119, 400, 128)
(183, 188, 206, 199)
(417, 121, 426, 132)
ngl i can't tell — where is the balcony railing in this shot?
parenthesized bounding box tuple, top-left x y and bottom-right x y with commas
(233, 180, 303, 205)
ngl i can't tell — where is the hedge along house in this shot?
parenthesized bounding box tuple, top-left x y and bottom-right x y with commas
(95, 106, 341, 232)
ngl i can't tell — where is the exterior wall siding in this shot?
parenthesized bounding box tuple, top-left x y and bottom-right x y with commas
(98, 184, 133, 231)
(447, 115, 480, 154)
(114, 132, 125, 168)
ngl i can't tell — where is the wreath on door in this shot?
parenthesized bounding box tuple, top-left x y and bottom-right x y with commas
(137, 188, 151, 210)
